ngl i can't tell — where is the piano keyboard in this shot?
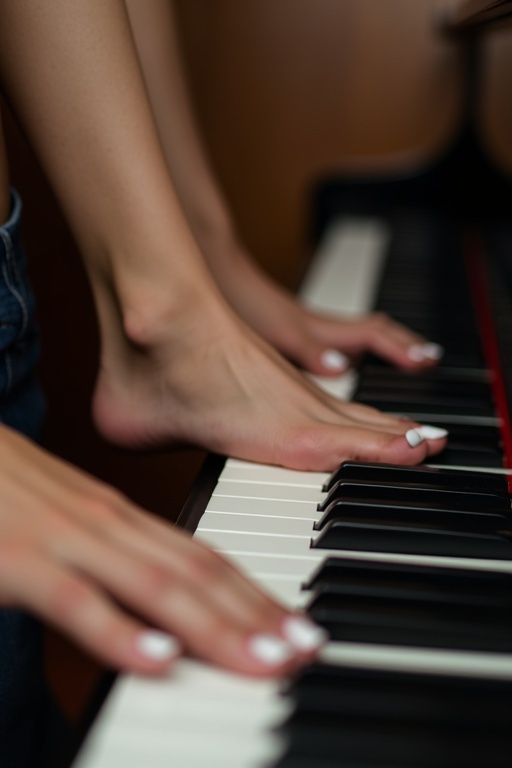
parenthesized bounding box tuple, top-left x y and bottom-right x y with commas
(73, 215, 512, 768)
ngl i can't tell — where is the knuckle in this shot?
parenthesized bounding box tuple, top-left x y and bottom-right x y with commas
(190, 549, 227, 585)
(0, 539, 36, 576)
(282, 427, 331, 472)
(80, 490, 124, 523)
(136, 563, 174, 601)
(48, 576, 93, 621)
(201, 611, 231, 644)
(370, 311, 391, 330)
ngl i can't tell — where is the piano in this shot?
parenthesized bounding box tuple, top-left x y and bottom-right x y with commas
(70, 9, 512, 768)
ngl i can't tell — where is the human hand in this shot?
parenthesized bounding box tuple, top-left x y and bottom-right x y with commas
(295, 308, 443, 376)
(0, 425, 326, 677)
(195, 233, 442, 377)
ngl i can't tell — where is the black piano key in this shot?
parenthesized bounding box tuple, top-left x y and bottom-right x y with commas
(430, 447, 504, 468)
(284, 664, 512, 725)
(276, 712, 510, 768)
(312, 520, 512, 559)
(273, 668, 512, 768)
(303, 558, 512, 603)
(306, 588, 512, 651)
(356, 375, 491, 398)
(436, 440, 502, 456)
(359, 362, 490, 383)
(317, 479, 509, 515)
(323, 461, 509, 495)
(356, 389, 495, 415)
(354, 395, 495, 417)
(427, 424, 504, 457)
(273, 756, 350, 768)
(314, 499, 511, 533)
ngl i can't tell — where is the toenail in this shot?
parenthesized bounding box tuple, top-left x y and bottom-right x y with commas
(405, 428, 425, 448)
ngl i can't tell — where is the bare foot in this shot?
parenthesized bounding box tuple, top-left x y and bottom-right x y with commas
(199, 231, 443, 377)
(92, 284, 447, 472)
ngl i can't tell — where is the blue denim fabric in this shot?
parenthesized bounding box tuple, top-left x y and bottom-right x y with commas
(0, 190, 50, 768)
(0, 190, 45, 438)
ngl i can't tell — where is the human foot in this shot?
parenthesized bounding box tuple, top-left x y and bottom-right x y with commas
(92, 284, 447, 472)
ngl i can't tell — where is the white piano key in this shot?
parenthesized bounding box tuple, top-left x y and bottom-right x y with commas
(206, 493, 319, 519)
(321, 641, 512, 680)
(74, 662, 288, 768)
(223, 552, 323, 580)
(250, 576, 309, 606)
(307, 368, 357, 399)
(299, 216, 388, 314)
(213, 479, 324, 503)
(194, 529, 316, 555)
(197, 511, 316, 537)
(427, 462, 512, 476)
(217, 536, 512, 577)
(220, 462, 328, 487)
(197, 528, 512, 578)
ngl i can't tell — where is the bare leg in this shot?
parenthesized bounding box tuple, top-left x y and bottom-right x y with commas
(0, 0, 446, 471)
(126, 0, 443, 376)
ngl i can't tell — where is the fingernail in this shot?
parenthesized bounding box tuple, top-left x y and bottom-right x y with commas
(416, 425, 449, 440)
(248, 634, 295, 665)
(321, 349, 349, 371)
(405, 428, 425, 448)
(282, 616, 328, 651)
(407, 344, 426, 362)
(137, 631, 180, 661)
(423, 342, 444, 360)
(407, 343, 443, 362)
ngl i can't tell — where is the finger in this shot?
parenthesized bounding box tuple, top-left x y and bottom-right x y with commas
(299, 343, 352, 377)
(310, 313, 443, 371)
(0, 545, 180, 673)
(66, 490, 287, 624)
(354, 316, 443, 369)
(369, 327, 444, 370)
(121, 512, 328, 656)
(50, 523, 325, 676)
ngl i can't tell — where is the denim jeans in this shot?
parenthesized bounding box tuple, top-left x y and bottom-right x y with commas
(0, 190, 54, 768)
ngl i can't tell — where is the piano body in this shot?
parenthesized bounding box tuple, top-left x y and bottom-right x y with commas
(71, 6, 512, 768)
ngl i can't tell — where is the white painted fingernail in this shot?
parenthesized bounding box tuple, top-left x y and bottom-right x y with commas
(248, 634, 295, 665)
(423, 342, 444, 360)
(408, 342, 443, 362)
(321, 349, 349, 371)
(282, 616, 328, 651)
(407, 344, 426, 362)
(137, 631, 180, 661)
(416, 425, 449, 440)
(405, 428, 425, 448)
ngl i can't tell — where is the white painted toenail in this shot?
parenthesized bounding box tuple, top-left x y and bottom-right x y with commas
(405, 428, 425, 448)
(416, 425, 448, 440)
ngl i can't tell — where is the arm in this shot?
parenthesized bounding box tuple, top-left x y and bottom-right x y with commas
(0, 422, 322, 675)
(126, 0, 443, 376)
(0, 0, 445, 471)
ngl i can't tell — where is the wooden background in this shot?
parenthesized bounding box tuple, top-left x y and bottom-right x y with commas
(2, 0, 511, 721)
